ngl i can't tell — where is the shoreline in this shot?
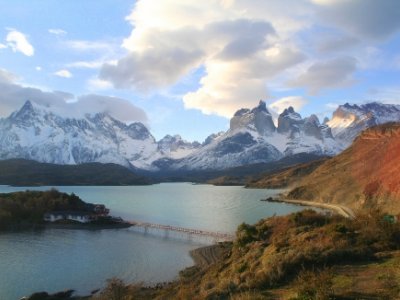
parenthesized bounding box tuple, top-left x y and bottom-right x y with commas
(44, 222, 132, 230)
(1, 222, 132, 233)
(268, 196, 355, 219)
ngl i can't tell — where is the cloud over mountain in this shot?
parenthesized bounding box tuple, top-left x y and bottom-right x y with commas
(98, 0, 400, 117)
(0, 70, 147, 123)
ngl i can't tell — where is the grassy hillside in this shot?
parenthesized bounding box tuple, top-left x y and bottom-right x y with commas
(0, 159, 152, 186)
(287, 123, 400, 214)
(92, 209, 400, 299)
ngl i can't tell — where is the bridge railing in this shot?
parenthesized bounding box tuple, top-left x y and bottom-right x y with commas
(129, 220, 234, 241)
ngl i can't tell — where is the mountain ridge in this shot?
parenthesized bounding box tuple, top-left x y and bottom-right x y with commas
(1, 100, 400, 171)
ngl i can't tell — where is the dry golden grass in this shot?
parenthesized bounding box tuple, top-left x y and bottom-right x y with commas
(92, 209, 400, 299)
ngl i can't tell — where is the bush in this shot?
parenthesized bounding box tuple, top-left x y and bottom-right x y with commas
(236, 223, 258, 247)
(291, 210, 330, 228)
(293, 268, 333, 300)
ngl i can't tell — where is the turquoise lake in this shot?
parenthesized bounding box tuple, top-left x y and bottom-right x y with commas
(0, 183, 308, 299)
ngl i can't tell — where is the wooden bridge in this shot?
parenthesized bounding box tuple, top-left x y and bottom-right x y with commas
(129, 220, 234, 241)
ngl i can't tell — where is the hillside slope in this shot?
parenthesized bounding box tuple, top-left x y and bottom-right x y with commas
(92, 210, 400, 299)
(245, 158, 328, 188)
(287, 123, 400, 213)
(0, 159, 151, 186)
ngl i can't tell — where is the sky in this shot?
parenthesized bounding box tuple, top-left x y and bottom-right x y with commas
(0, 0, 399, 142)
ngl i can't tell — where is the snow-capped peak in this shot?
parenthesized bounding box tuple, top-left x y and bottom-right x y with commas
(327, 101, 400, 146)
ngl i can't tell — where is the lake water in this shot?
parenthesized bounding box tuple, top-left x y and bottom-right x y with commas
(0, 183, 308, 299)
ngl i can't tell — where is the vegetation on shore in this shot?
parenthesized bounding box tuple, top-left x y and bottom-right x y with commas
(0, 189, 122, 230)
(0, 189, 84, 229)
(92, 209, 400, 299)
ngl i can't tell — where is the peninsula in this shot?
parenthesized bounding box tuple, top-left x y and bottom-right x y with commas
(0, 189, 130, 231)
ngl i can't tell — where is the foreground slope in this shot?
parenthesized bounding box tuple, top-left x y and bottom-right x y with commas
(287, 123, 400, 214)
(92, 210, 400, 299)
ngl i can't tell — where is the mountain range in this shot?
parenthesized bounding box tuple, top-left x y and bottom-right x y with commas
(0, 100, 399, 171)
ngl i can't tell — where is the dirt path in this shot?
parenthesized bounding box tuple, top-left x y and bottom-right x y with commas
(276, 198, 356, 219)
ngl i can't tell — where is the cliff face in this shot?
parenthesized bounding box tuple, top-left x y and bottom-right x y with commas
(287, 123, 400, 213)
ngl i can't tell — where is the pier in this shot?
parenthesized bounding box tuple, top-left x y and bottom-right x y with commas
(129, 220, 234, 241)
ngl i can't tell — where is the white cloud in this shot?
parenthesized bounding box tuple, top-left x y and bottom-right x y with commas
(6, 29, 34, 56)
(65, 40, 114, 52)
(100, 1, 308, 116)
(54, 69, 73, 78)
(66, 60, 103, 69)
(48, 28, 67, 35)
(289, 56, 357, 94)
(35, 66, 42, 71)
(87, 78, 113, 90)
(269, 96, 308, 114)
(0, 43, 6, 49)
(0, 70, 147, 123)
(97, 0, 399, 117)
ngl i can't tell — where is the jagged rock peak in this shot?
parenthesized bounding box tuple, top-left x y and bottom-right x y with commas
(281, 106, 300, 117)
(203, 132, 225, 146)
(277, 106, 303, 134)
(22, 99, 33, 110)
(305, 114, 320, 125)
(13, 100, 35, 117)
(127, 122, 152, 140)
(251, 100, 269, 113)
(230, 100, 276, 135)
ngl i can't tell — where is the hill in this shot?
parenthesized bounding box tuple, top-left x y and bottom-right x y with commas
(91, 210, 400, 299)
(287, 123, 400, 214)
(0, 159, 151, 186)
(245, 158, 328, 188)
(200, 153, 327, 185)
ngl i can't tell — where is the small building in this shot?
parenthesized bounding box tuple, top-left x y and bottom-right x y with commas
(44, 211, 94, 223)
(93, 204, 110, 216)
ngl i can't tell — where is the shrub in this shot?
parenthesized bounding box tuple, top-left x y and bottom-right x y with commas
(236, 223, 257, 247)
(293, 268, 333, 300)
(291, 210, 330, 228)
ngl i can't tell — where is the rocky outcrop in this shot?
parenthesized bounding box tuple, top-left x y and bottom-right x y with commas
(230, 100, 276, 136)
